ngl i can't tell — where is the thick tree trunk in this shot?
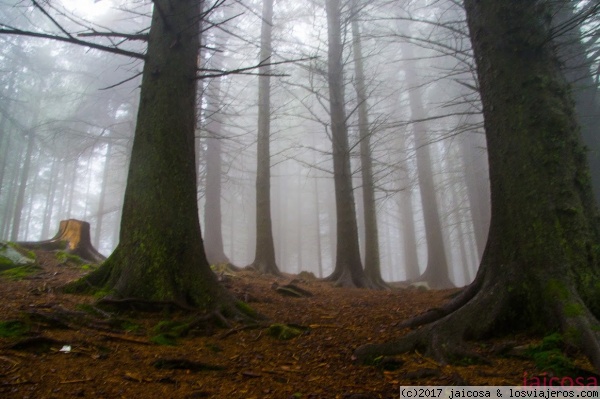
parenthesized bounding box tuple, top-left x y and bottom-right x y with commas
(19, 219, 105, 263)
(251, 0, 280, 275)
(355, 0, 600, 370)
(67, 0, 236, 311)
(323, 0, 373, 288)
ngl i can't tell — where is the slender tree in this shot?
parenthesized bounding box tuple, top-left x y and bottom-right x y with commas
(203, 22, 232, 267)
(323, 0, 373, 288)
(403, 42, 453, 289)
(351, 5, 386, 289)
(355, 0, 600, 369)
(251, 0, 281, 275)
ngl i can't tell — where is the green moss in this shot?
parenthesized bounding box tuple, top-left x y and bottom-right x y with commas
(0, 256, 14, 271)
(150, 333, 177, 346)
(150, 320, 191, 345)
(235, 301, 257, 318)
(563, 302, 584, 317)
(0, 320, 30, 338)
(56, 251, 85, 265)
(91, 286, 115, 299)
(121, 320, 142, 333)
(7, 243, 36, 260)
(268, 323, 304, 340)
(545, 279, 569, 301)
(0, 264, 40, 280)
(525, 333, 575, 375)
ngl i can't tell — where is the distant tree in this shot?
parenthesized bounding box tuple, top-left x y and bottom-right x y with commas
(350, 3, 387, 289)
(323, 0, 373, 288)
(251, 0, 281, 275)
(553, 1, 600, 204)
(355, 0, 600, 369)
(203, 17, 233, 267)
(402, 41, 453, 289)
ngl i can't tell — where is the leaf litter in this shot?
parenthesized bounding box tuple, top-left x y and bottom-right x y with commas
(0, 249, 596, 398)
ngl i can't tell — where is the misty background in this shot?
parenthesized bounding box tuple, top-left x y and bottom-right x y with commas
(1, 0, 595, 286)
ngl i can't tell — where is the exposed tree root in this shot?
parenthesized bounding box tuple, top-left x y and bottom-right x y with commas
(354, 273, 600, 373)
(397, 271, 485, 329)
(323, 267, 383, 290)
(354, 278, 506, 365)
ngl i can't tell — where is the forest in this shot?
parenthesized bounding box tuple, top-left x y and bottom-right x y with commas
(0, 0, 600, 397)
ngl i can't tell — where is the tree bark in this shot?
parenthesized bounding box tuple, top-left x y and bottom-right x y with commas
(67, 0, 236, 311)
(355, 0, 600, 370)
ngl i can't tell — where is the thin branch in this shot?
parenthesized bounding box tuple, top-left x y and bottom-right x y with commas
(0, 26, 146, 59)
(77, 31, 149, 41)
(99, 72, 143, 90)
(31, 0, 73, 39)
(196, 57, 313, 79)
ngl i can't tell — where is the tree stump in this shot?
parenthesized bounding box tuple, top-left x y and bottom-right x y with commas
(19, 219, 106, 263)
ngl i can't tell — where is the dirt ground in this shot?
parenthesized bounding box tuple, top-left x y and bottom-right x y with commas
(0, 250, 595, 399)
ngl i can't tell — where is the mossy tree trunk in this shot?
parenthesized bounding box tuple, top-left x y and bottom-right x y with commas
(355, 0, 600, 370)
(67, 0, 235, 310)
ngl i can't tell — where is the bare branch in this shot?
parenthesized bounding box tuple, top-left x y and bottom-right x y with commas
(0, 26, 146, 59)
(77, 31, 149, 41)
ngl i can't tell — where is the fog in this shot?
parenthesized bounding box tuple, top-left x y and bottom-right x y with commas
(0, 0, 496, 287)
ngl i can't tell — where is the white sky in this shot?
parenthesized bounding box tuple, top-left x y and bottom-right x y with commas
(60, 0, 112, 19)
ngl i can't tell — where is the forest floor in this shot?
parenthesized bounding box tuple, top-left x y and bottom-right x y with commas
(0, 249, 596, 399)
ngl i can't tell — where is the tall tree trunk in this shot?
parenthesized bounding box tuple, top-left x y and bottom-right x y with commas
(203, 27, 231, 266)
(403, 46, 453, 289)
(10, 130, 35, 241)
(324, 0, 372, 288)
(356, 0, 600, 370)
(314, 171, 324, 278)
(94, 142, 112, 248)
(252, 0, 280, 275)
(351, 9, 386, 289)
(68, 0, 237, 311)
(41, 156, 59, 239)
